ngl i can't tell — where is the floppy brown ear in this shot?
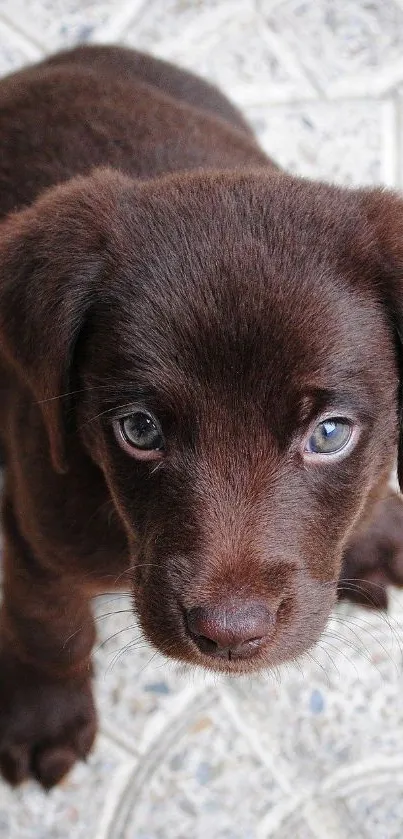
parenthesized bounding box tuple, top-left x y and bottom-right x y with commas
(0, 169, 128, 473)
(358, 187, 403, 489)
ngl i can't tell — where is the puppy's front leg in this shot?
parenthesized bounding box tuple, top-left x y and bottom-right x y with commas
(0, 497, 97, 788)
(339, 491, 403, 609)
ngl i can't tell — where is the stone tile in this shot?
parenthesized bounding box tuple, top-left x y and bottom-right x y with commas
(0, 19, 42, 75)
(93, 595, 211, 755)
(246, 98, 394, 186)
(0, 2, 402, 838)
(260, 798, 354, 839)
(344, 783, 403, 839)
(125, 0, 315, 107)
(0, 0, 143, 50)
(125, 0, 226, 51)
(394, 90, 403, 189)
(0, 735, 136, 839)
(109, 695, 286, 839)
(268, 824, 318, 839)
(227, 598, 403, 791)
(261, 0, 403, 97)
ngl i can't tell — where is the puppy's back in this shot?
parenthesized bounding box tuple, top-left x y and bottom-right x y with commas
(43, 45, 254, 137)
(0, 46, 271, 217)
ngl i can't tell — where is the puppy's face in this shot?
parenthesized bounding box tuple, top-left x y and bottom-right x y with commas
(73, 173, 398, 673)
(0, 170, 400, 674)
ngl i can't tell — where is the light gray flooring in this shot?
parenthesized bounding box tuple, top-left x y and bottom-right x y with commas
(1, 2, 403, 836)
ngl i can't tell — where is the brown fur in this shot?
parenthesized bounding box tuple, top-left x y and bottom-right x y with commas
(0, 45, 403, 787)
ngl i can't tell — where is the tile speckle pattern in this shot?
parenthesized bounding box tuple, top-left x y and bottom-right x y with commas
(124, 0, 316, 106)
(0, 734, 136, 839)
(1, 0, 403, 836)
(261, 0, 403, 96)
(112, 697, 285, 839)
(0, 18, 41, 73)
(246, 99, 392, 185)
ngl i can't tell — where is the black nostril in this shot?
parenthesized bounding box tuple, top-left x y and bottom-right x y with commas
(194, 635, 220, 657)
(186, 600, 276, 659)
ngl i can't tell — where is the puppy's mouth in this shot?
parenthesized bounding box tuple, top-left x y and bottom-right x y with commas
(183, 628, 277, 675)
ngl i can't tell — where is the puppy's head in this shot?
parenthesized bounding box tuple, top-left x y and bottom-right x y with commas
(0, 168, 401, 673)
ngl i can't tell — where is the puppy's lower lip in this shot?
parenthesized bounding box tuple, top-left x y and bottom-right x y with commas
(193, 647, 270, 675)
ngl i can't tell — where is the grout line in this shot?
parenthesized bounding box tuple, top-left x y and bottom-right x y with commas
(219, 688, 296, 795)
(243, 94, 391, 111)
(106, 687, 218, 839)
(89, 0, 149, 44)
(302, 798, 366, 839)
(127, 0, 249, 55)
(258, 14, 321, 99)
(321, 754, 403, 794)
(328, 60, 403, 100)
(137, 681, 208, 755)
(0, 13, 44, 58)
(257, 794, 361, 839)
(91, 736, 138, 839)
(256, 794, 310, 839)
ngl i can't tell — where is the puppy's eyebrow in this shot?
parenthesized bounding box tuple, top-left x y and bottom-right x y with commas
(299, 388, 371, 426)
(94, 384, 153, 408)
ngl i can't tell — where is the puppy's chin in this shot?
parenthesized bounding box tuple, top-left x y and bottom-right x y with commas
(132, 579, 338, 676)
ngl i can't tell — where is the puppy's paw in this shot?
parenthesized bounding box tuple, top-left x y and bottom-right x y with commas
(339, 493, 403, 609)
(0, 657, 96, 788)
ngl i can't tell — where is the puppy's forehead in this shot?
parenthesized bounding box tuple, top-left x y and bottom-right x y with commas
(105, 273, 374, 437)
(94, 174, 389, 410)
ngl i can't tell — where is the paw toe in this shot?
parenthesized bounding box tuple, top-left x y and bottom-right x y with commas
(73, 716, 97, 760)
(0, 744, 30, 786)
(33, 743, 78, 789)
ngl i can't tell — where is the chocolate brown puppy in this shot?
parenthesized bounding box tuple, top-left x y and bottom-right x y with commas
(0, 45, 403, 788)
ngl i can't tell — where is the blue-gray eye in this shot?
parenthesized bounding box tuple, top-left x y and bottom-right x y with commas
(120, 411, 164, 451)
(307, 418, 352, 455)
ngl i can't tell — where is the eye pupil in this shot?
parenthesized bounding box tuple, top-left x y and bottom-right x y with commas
(120, 412, 163, 451)
(308, 418, 352, 455)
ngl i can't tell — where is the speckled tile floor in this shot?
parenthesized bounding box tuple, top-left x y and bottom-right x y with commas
(1, 1, 403, 837)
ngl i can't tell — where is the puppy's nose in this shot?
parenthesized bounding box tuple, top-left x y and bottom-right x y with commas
(186, 601, 275, 660)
